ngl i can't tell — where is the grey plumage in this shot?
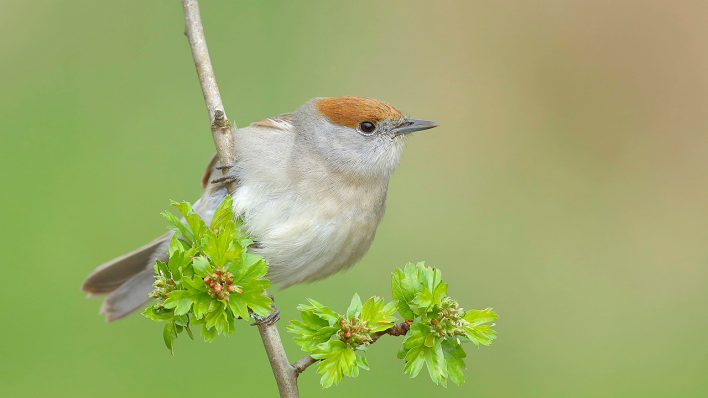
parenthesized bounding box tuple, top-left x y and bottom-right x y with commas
(82, 96, 436, 322)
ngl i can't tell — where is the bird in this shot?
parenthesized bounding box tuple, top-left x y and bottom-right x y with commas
(81, 96, 437, 321)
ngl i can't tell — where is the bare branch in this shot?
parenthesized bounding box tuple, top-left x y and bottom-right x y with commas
(293, 355, 318, 377)
(181, 0, 237, 194)
(293, 322, 411, 377)
(181, 2, 298, 397)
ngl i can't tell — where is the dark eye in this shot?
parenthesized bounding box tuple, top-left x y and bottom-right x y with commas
(359, 121, 376, 134)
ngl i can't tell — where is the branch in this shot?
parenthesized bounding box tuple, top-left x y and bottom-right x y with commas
(293, 322, 411, 377)
(181, 0, 237, 195)
(181, 2, 298, 397)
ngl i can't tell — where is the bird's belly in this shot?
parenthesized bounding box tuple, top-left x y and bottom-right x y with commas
(232, 184, 383, 287)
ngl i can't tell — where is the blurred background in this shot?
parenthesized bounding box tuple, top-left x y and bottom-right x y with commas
(1, 0, 707, 396)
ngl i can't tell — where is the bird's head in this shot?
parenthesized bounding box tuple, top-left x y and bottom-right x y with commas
(293, 96, 438, 181)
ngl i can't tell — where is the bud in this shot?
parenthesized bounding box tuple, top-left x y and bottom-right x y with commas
(213, 284, 223, 292)
(226, 272, 233, 280)
(343, 331, 351, 339)
(227, 285, 237, 293)
(339, 319, 347, 326)
(204, 277, 211, 284)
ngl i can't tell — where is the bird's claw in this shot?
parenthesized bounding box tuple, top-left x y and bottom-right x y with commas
(251, 304, 280, 326)
(211, 163, 241, 185)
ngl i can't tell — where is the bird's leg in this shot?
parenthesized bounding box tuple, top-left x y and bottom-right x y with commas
(211, 163, 242, 185)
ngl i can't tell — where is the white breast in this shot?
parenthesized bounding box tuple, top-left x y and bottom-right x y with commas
(231, 176, 386, 287)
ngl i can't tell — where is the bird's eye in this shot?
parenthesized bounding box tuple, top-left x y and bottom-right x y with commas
(359, 121, 376, 134)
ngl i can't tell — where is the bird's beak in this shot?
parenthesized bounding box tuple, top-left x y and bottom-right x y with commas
(393, 119, 438, 135)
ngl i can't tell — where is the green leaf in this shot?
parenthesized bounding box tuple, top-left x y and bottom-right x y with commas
(163, 289, 203, 316)
(464, 324, 498, 348)
(288, 300, 341, 352)
(360, 296, 397, 333)
(463, 308, 499, 347)
(413, 286, 434, 312)
(185, 213, 207, 244)
(155, 259, 170, 278)
(191, 255, 211, 277)
(210, 195, 234, 230)
(192, 293, 213, 319)
(201, 323, 217, 343)
(402, 321, 431, 350)
(442, 338, 467, 386)
(424, 338, 447, 385)
(391, 264, 420, 320)
(314, 306, 341, 326)
(161, 210, 195, 244)
(403, 338, 446, 384)
(229, 279, 272, 317)
(312, 340, 358, 388)
(346, 293, 362, 319)
(403, 345, 426, 378)
(240, 255, 267, 282)
(205, 301, 230, 336)
(142, 306, 174, 322)
(163, 321, 175, 355)
(202, 222, 241, 267)
(463, 308, 499, 326)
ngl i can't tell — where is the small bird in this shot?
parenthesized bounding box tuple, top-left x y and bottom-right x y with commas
(82, 96, 437, 321)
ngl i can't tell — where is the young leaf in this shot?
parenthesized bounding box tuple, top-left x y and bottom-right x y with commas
(191, 255, 211, 277)
(287, 310, 340, 353)
(163, 289, 203, 316)
(391, 264, 421, 320)
(463, 308, 499, 347)
(442, 339, 467, 386)
(161, 210, 195, 244)
(312, 340, 358, 388)
(210, 195, 234, 230)
(142, 306, 174, 322)
(360, 296, 397, 333)
(346, 293, 362, 319)
(163, 321, 176, 355)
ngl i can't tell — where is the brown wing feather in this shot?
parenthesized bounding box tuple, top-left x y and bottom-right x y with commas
(201, 152, 220, 189)
(249, 113, 294, 131)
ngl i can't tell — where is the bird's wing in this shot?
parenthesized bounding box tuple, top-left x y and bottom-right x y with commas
(201, 112, 294, 189)
(201, 152, 220, 189)
(249, 113, 295, 131)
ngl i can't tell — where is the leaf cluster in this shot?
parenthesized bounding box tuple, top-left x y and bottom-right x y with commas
(392, 262, 498, 386)
(143, 196, 272, 354)
(287, 294, 397, 388)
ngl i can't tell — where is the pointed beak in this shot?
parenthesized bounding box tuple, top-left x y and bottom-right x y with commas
(393, 119, 438, 135)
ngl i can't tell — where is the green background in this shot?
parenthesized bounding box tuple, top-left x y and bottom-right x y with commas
(1, 1, 707, 396)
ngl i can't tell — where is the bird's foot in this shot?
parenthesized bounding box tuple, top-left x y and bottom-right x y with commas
(251, 302, 280, 326)
(211, 163, 241, 185)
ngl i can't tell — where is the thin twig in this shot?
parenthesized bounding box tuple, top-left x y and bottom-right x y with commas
(292, 322, 411, 377)
(180, 2, 299, 397)
(181, 0, 237, 194)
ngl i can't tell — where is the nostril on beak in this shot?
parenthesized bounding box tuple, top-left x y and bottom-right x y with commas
(394, 119, 438, 135)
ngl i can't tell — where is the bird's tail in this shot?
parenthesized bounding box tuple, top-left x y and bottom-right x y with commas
(81, 232, 171, 322)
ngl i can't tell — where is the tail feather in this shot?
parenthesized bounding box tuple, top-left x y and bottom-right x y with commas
(81, 233, 171, 296)
(82, 232, 171, 322)
(100, 269, 156, 322)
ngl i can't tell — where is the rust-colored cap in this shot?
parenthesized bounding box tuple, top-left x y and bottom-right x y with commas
(315, 96, 405, 128)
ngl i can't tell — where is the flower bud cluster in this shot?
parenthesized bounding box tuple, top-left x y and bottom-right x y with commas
(338, 315, 373, 348)
(149, 275, 176, 306)
(204, 266, 241, 300)
(430, 297, 469, 339)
